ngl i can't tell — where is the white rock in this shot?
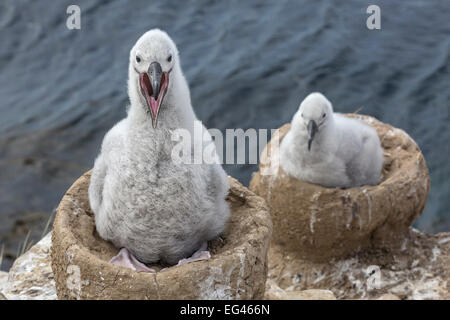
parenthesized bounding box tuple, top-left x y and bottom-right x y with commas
(265, 279, 336, 300)
(2, 233, 56, 300)
(0, 271, 8, 299)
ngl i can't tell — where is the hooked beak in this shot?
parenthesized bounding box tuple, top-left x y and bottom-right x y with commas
(307, 120, 318, 151)
(139, 62, 169, 128)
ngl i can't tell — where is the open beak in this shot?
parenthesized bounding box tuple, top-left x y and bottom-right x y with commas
(139, 62, 169, 128)
(307, 120, 318, 151)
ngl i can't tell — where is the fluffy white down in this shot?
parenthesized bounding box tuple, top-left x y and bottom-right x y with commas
(88, 29, 230, 265)
(280, 92, 383, 188)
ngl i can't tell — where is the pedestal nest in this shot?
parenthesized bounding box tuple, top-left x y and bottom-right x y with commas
(51, 171, 272, 300)
(251, 114, 444, 299)
(250, 114, 430, 262)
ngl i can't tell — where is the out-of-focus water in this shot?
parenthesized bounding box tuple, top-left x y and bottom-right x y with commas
(0, 0, 449, 271)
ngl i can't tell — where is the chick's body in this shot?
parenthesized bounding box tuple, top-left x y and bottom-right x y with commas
(89, 29, 229, 266)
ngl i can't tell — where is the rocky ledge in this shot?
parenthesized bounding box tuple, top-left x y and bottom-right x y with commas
(0, 228, 448, 300)
(267, 228, 449, 300)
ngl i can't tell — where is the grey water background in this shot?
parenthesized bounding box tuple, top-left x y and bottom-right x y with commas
(0, 0, 449, 271)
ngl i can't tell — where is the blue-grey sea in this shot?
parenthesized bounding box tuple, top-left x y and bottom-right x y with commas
(0, 0, 449, 270)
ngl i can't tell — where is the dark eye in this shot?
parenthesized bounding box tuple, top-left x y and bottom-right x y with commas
(136, 55, 141, 63)
(322, 113, 326, 118)
(167, 55, 172, 62)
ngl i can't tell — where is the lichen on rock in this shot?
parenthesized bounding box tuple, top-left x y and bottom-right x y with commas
(266, 229, 449, 300)
(1, 233, 56, 300)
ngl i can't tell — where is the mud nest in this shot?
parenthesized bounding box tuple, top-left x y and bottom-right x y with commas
(250, 114, 430, 262)
(51, 172, 272, 300)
